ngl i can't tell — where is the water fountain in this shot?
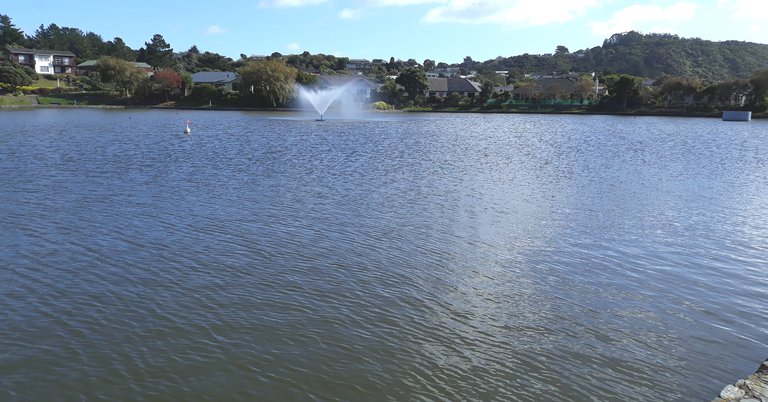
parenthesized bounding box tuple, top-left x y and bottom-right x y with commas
(296, 82, 356, 121)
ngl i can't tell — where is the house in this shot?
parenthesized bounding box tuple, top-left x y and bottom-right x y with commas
(512, 78, 578, 101)
(425, 77, 482, 98)
(345, 59, 372, 72)
(317, 75, 379, 102)
(4, 46, 77, 75)
(191, 71, 239, 92)
(76, 60, 154, 75)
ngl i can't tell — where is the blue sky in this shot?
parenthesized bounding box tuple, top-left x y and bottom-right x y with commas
(4, 0, 767, 64)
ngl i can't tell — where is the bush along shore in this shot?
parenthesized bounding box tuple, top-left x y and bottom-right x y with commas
(714, 359, 768, 401)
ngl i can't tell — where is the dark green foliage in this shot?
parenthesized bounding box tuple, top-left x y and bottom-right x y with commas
(105, 37, 137, 61)
(189, 83, 218, 100)
(0, 14, 25, 47)
(284, 52, 348, 74)
(238, 59, 297, 108)
(0, 64, 33, 92)
(95, 56, 147, 97)
(295, 70, 318, 87)
(750, 69, 768, 111)
(29, 23, 106, 62)
(140, 34, 176, 69)
(178, 49, 234, 73)
(484, 31, 768, 80)
(605, 74, 644, 108)
(395, 67, 428, 102)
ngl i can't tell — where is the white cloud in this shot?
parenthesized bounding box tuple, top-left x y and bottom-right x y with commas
(259, 0, 328, 7)
(286, 42, 301, 51)
(205, 25, 226, 35)
(339, 8, 364, 19)
(358, 0, 443, 5)
(715, 0, 768, 22)
(420, 0, 600, 25)
(589, 2, 698, 36)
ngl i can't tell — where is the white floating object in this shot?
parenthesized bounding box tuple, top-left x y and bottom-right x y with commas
(184, 120, 191, 133)
(722, 111, 751, 121)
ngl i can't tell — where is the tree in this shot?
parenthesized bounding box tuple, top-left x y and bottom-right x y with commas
(238, 59, 297, 107)
(655, 75, 702, 107)
(106, 37, 136, 61)
(423, 59, 435, 72)
(607, 74, 643, 108)
(395, 66, 428, 103)
(750, 69, 768, 111)
(478, 81, 494, 106)
(378, 79, 404, 107)
(0, 64, 33, 93)
(0, 14, 25, 47)
(296, 70, 318, 87)
(152, 69, 182, 101)
(574, 74, 597, 100)
(141, 34, 175, 69)
(96, 56, 146, 97)
(195, 52, 234, 72)
(515, 81, 541, 102)
(555, 45, 570, 55)
(461, 56, 476, 69)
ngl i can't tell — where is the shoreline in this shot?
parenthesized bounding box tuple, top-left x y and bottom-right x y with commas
(714, 360, 768, 401)
(1, 101, 764, 119)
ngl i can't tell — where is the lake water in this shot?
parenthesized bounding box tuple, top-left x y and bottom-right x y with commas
(1, 108, 767, 401)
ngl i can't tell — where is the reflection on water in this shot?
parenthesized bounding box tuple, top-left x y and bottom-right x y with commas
(1, 109, 767, 401)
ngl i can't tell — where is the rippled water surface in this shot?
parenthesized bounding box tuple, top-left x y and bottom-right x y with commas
(2, 109, 767, 401)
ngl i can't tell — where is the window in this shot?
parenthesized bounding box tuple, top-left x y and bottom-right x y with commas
(39, 66, 50, 73)
(18, 54, 27, 63)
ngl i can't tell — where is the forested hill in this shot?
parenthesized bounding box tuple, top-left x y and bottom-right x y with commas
(483, 31, 768, 81)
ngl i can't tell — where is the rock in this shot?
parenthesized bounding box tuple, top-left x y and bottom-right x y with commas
(720, 384, 745, 399)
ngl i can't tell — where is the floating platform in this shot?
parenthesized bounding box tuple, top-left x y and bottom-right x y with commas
(722, 111, 752, 121)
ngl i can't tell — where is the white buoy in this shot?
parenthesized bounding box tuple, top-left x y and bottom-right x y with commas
(184, 120, 191, 133)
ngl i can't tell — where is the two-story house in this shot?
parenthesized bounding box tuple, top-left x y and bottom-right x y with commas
(4, 46, 77, 75)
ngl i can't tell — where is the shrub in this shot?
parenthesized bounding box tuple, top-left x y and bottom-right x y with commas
(373, 101, 389, 110)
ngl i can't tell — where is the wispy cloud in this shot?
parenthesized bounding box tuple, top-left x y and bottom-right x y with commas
(359, 0, 443, 5)
(259, 0, 328, 7)
(286, 42, 301, 51)
(420, 0, 599, 25)
(350, 0, 599, 26)
(717, 0, 768, 19)
(205, 25, 226, 35)
(339, 8, 365, 19)
(589, 2, 698, 36)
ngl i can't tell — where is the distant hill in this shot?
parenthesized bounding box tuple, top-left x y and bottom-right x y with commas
(482, 31, 768, 81)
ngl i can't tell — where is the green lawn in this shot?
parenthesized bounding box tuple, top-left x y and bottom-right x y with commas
(31, 78, 75, 89)
(0, 95, 34, 106)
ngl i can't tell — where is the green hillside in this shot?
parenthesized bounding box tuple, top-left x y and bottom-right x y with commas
(483, 31, 768, 80)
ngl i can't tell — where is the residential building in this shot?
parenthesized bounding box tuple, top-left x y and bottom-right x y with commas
(317, 75, 379, 102)
(76, 60, 153, 75)
(425, 77, 482, 98)
(192, 71, 239, 92)
(4, 46, 77, 75)
(345, 59, 372, 72)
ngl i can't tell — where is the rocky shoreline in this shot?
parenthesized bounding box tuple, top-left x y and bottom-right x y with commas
(714, 360, 768, 402)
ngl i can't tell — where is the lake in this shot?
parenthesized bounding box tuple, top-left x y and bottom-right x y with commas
(1, 108, 767, 401)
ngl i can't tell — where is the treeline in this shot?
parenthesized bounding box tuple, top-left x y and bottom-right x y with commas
(478, 31, 768, 81)
(2, 13, 768, 112)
